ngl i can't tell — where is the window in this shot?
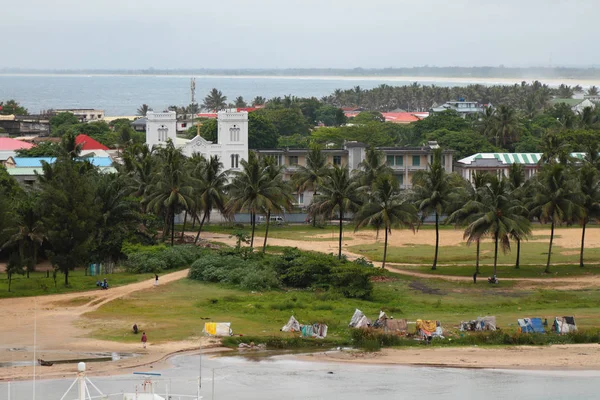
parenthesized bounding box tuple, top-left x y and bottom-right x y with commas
(398, 175, 404, 186)
(181, 123, 187, 128)
(229, 125, 240, 142)
(231, 154, 235, 168)
(430, 155, 434, 164)
(333, 155, 342, 165)
(395, 155, 403, 166)
(298, 193, 304, 204)
(412, 155, 421, 166)
(288, 156, 299, 166)
(275, 154, 283, 166)
(235, 154, 239, 168)
(386, 155, 394, 166)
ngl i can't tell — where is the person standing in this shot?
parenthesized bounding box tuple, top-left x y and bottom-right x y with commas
(141, 332, 147, 348)
(154, 274, 159, 287)
(473, 272, 477, 284)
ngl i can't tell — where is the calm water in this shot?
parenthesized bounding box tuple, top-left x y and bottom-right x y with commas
(3, 352, 600, 399)
(0, 74, 498, 116)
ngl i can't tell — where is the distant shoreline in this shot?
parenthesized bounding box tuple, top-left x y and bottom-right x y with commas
(1, 73, 599, 87)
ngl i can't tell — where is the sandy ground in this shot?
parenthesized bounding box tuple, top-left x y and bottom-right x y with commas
(301, 344, 600, 370)
(0, 269, 231, 381)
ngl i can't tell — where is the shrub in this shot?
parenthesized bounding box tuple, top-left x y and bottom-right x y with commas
(122, 242, 166, 256)
(330, 265, 374, 299)
(124, 253, 167, 273)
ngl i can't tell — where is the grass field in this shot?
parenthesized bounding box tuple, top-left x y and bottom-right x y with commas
(83, 273, 600, 345)
(0, 269, 156, 298)
(197, 223, 354, 242)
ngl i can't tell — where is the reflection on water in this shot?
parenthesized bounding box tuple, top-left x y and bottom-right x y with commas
(3, 352, 600, 399)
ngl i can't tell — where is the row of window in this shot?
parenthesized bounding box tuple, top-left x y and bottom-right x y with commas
(283, 155, 343, 166)
(387, 155, 422, 167)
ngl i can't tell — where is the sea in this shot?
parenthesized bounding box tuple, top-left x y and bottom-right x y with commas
(1, 74, 599, 117)
(3, 352, 600, 399)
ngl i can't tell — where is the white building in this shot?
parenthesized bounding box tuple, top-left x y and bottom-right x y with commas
(54, 108, 105, 122)
(430, 100, 487, 117)
(145, 109, 248, 170)
(549, 98, 596, 113)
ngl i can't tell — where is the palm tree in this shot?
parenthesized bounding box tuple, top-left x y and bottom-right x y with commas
(292, 145, 329, 225)
(226, 152, 280, 248)
(579, 106, 597, 129)
(136, 104, 152, 116)
(487, 105, 521, 147)
(2, 192, 45, 278)
(528, 164, 582, 273)
(145, 140, 195, 246)
(355, 147, 393, 190)
(261, 156, 294, 252)
(234, 96, 247, 108)
(447, 172, 490, 274)
(202, 89, 227, 111)
(313, 164, 362, 259)
(577, 164, 600, 267)
(412, 148, 461, 270)
(556, 84, 574, 99)
(586, 86, 599, 96)
(186, 103, 200, 115)
(252, 96, 266, 106)
(540, 133, 571, 165)
(462, 176, 531, 277)
(190, 155, 229, 243)
(354, 175, 418, 268)
(507, 163, 529, 269)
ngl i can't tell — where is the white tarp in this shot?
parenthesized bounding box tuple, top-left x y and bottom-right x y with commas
(349, 309, 371, 328)
(202, 322, 232, 337)
(281, 316, 301, 332)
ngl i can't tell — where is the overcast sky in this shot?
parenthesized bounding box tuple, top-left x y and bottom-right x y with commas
(1, 0, 597, 70)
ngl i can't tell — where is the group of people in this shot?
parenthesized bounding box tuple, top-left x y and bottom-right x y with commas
(132, 324, 148, 348)
(96, 278, 109, 290)
(472, 273, 499, 284)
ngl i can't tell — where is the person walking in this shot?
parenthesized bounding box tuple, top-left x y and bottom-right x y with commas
(154, 274, 159, 287)
(141, 332, 147, 349)
(473, 272, 477, 284)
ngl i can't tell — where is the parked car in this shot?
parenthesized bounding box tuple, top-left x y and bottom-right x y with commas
(257, 215, 285, 225)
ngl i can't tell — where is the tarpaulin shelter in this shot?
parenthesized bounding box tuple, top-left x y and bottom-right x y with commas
(553, 316, 577, 334)
(373, 311, 407, 333)
(416, 319, 443, 338)
(460, 316, 497, 331)
(349, 309, 371, 328)
(517, 318, 545, 333)
(281, 316, 301, 332)
(300, 323, 328, 339)
(203, 322, 232, 337)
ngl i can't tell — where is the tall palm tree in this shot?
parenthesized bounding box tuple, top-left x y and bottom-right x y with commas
(412, 148, 461, 270)
(202, 89, 227, 111)
(234, 96, 247, 108)
(556, 84, 574, 99)
(586, 86, 599, 96)
(145, 140, 195, 246)
(355, 147, 393, 190)
(462, 176, 531, 277)
(191, 155, 229, 243)
(313, 164, 362, 259)
(226, 152, 280, 248)
(540, 133, 571, 165)
(577, 164, 600, 267)
(136, 104, 152, 116)
(488, 105, 521, 147)
(447, 172, 490, 274)
(507, 163, 529, 269)
(252, 96, 266, 106)
(2, 192, 45, 278)
(528, 164, 582, 273)
(354, 175, 418, 268)
(579, 106, 597, 129)
(261, 156, 294, 252)
(293, 144, 329, 224)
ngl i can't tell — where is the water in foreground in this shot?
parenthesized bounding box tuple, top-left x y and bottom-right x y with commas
(2, 351, 599, 399)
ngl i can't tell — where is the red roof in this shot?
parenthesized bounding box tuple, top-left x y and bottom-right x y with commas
(75, 134, 109, 150)
(0, 137, 34, 150)
(196, 113, 218, 119)
(382, 112, 428, 124)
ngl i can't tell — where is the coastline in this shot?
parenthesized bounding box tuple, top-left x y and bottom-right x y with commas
(298, 344, 600, 371)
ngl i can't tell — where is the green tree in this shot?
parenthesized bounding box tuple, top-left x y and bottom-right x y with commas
(136, 104, 153, 116)
(586, 86, 599, 96)
(226, 152, 281, 248)
(355, 147, 392, 190)
(234, 96, 247, 108)
(50, 112, 80, 129)
(316, 105, 347, 126)
(351, 111, 385, 124)
(248, 112, 279, 149)
(0, 99, 28, 115)
(202, 89, 227, 111)
(507, 163, 529, 268)
(5, 253, 25, 292)
(252, 96, 266, 106)
(528, 164, 582, 273)
(199, 118, 218, 142)
(260, 156, 294, 252)
(487, 105, 521, 147)
(256, 108, 310, 136)
(277, 134, 309, 148)
(145, 141, 195, 246)
(577, 163, 600, 268)
(16, 141, 62, 157)
(462, 176, 531, 277)
(292, 144, 329, 225)
(412, 148, 462, 270)
(426, 129, 500, 160)
(41, 158, 99, 285)
(354, 175, 418, 268)
(0, 165, 21, 198)
(313, 164, 362, 259)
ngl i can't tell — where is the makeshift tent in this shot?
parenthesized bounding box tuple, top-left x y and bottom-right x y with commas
(300, 323, 328, 339)
(553, 316, 577, 334)
(203, 322, 232, 337)
(416, 319, 443, 338)
(517, 318, 545, 333)
(460, 316, 497, 331)
(281, 316, 301, 332)
(349, 309, 371, 328)
(373, 311, 407, 333)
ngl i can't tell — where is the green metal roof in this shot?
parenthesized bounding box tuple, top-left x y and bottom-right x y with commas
(550, 98, 585, 106)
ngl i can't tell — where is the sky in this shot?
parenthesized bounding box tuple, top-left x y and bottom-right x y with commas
(1, 0, 598, 70)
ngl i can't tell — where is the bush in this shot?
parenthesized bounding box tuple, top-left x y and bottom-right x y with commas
(124, 253, 167, 273)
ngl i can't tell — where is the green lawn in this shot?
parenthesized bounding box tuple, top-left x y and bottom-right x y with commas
(0, 269, 156, 298)
(82, 273, 600, 344)
(195, 223, 355, 242)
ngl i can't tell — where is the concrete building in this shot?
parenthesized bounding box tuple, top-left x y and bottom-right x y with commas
(430, 100, 486, 117)
(0, 115, 50, 136)
(455, 152, 587, 184)
(146, 109, 248, 171)
(54, 109, 105, 122)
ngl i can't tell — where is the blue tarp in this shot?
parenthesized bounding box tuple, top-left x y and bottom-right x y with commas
(518, 317, 545, 333)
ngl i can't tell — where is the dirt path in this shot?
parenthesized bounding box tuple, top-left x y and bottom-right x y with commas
(0, 269, 219, 381)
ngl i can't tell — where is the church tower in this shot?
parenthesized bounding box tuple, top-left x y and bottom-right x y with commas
(145, 111, 177, 147)
(217, 110, 249, 170)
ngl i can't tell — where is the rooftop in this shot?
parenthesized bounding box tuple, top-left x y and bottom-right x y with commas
(550, 98, 587, 106)
(75, 134, 109, 151)
(0, 137, 34, 150)
(458, 152, 586, 166)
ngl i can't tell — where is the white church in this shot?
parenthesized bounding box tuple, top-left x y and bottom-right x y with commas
(145, 109, 249, 169)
